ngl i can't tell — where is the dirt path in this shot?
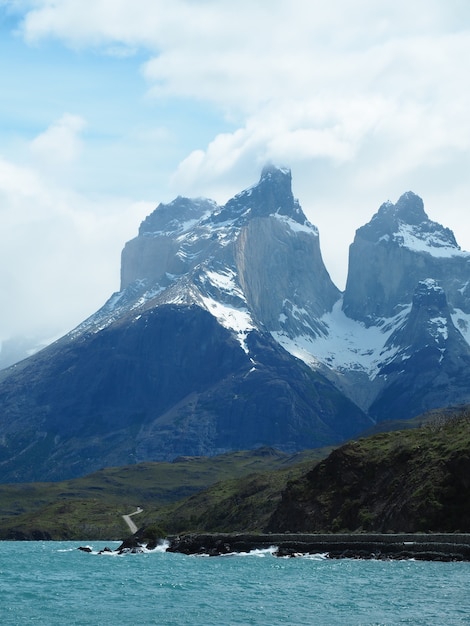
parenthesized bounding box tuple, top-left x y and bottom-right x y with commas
(122, 507, 143, 534)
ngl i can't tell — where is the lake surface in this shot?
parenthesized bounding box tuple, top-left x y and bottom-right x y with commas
(1, 541, 469, 625)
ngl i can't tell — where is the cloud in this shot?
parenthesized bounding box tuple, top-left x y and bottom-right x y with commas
(2, 0, 470, 344)
(15, 2, 470, 193)
(15, 1, 470, 106)
(0, 153, 152, 343)
(16, 0, 185, 48)
(29, 113, 87, 165)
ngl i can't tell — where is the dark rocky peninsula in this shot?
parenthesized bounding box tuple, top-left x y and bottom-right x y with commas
(108, 531, 470, 561)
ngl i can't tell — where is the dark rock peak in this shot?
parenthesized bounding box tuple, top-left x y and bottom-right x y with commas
(384, 279, 452, 354)
(259, 163, 291, 184)
(375, 191, 426, 225)
(343, 189, 469, 324)
(137, 165, 306, 238)
(371, 276, 470, 421)
(412, 279, 447, 310)
(366, 192, 422, 237)
(393, 191, 426, 224)
(139, 196, 217, 236)
(358, 191, 459, 249)
(213, 164, 305, 225)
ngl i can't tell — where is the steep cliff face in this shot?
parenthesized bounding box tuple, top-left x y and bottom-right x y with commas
(343, 192, 470, 324)
(0, 166, 366, 482)
(274, 191, 470, 418)
(369, 280, 470, 422)
(120, 197, 217, 290)
(235, 215, 339, 336)
(117, 165, 339, 340)
(1, 166, 469, 482)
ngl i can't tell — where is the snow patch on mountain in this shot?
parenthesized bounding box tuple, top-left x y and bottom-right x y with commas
(131, 286, 167, 310)
(203, 268, 243, 296)
(393, 223, 468, 257)
(428, 316, 448, 341)
(200, 295, 254, 352)
(140, 198, 217, 238)
(273, 298, 411, 379)
(273, 213, 318, 236)
(196, 268, 256, 351)
(451, 308, 470, 345)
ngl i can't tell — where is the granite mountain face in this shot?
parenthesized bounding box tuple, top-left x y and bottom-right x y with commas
(83, 165, 340, 342)
(343, 191, 470, 324)
(0, 166, 469, 481)
(274, 189, 470, 415)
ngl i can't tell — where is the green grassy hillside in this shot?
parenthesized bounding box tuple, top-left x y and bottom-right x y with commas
(0, 446, 330, 539)
(267, 411, 470, 533)
(3, 408, 469, 540)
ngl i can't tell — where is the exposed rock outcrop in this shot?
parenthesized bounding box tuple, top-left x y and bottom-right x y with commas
(370, 280, 470, 421)
(165, 532, 470, 561)
(343, 192, 470, 324)
(1, 167, 470, 482)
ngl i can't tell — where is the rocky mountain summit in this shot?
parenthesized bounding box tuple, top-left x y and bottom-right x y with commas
(79, 165, 339, 343)
(274, 190, 470, 414)
(0, 166, 469, 482)
(343, 191, 470, 324)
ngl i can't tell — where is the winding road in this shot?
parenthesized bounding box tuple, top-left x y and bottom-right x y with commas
(122, 507, 143, 534)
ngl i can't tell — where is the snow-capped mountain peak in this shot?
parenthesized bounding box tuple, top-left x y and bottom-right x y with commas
(72, 166, 338, 350)
(4, 166, 470, 480)
(364, 191, 460, 255)
(68, 172, 470, 420)
(343, 191, 470, 324)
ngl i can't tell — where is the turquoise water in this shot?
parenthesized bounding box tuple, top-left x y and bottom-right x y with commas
(1, 542, 469, 625)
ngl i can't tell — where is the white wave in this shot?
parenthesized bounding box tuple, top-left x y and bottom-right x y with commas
(302, 552, 329, 560)
(218, 547, 330, 559)
(76, 539, 170, 557)
(149, 539, 170, 553)
(57, 547, 81, 553)
(219, 546, 279, 558)
(113, 541, 170, 556)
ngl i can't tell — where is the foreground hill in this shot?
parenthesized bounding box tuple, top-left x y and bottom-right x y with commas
(267, 410, 470, 533)
(143, 409, 468, 536)
(1, 409, 469, 539)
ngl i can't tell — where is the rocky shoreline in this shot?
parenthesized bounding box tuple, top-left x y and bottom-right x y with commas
(164, 533, 470, 561)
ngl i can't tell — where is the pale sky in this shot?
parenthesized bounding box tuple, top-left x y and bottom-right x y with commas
(1, 0, 470, 351)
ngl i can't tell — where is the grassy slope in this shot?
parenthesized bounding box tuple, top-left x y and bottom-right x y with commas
(153, 457, 321, 534)
(267, 412, 470, 533)
(150, 409, 470, 536)
(0, 446, 331, 540)
(2, 408, 469, 540)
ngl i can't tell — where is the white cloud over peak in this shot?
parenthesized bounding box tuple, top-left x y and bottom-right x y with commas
(2, 0, 470, 352)
(15, 1, 469, 194)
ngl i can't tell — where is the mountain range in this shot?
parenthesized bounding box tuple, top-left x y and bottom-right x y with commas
(1, 165, 469, 482)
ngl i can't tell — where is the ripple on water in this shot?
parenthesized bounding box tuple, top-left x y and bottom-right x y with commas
(0, 542, 469, 625)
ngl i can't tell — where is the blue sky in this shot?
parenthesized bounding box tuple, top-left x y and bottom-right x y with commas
(1, 0, 470, 351)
